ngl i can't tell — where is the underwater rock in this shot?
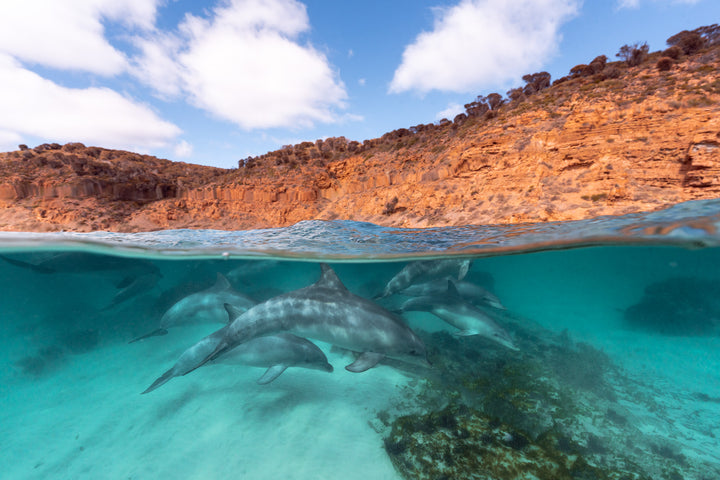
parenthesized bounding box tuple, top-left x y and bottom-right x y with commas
(385, 403, 611, 480)
(381, 319, 719, 479)
(624, 277, 720, 336)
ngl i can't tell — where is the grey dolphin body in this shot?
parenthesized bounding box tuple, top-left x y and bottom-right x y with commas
(0, 252, 161, 307)
(130, 273, 256, 343)
(196, 264, 430, 374)
(400, 281, 517, 351)
(142, 329, 333, 394)
(376, 259, 472, 299)
(400, 276, 505, 310)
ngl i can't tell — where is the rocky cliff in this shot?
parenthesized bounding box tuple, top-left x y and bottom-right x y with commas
(1, 45, 719, 232)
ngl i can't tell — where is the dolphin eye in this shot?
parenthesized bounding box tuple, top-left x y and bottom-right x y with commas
(409, 349, 417, 355)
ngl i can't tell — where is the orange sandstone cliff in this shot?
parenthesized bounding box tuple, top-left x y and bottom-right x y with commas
(1, 46, 719, 232)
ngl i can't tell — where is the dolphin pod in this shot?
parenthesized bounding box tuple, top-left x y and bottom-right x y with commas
(183, 264, 430, 380)
(398, 276, 505, 310)
(142, 325, 333, 394)
(0, 252, 161, 308)
(375, 258, 473, 299)
(400, 280, 517, 350)
(139, 262, 517, 394)
(130, 273, 256, 343)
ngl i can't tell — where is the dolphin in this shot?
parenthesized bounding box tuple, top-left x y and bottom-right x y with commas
(399, 276, 505, 310)
(0, 252, 161, 307)
(375, 258, 472, 299)
(142, 326, 333, 394)
(130, 273, 256, 343)
(191, 264, 430, 375)
(400, 280, 518, 350)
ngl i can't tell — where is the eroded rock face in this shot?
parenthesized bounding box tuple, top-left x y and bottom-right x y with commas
(1, 53, 719, 232)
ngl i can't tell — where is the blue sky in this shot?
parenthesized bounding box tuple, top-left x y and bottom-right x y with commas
(0, 0, 717, 169)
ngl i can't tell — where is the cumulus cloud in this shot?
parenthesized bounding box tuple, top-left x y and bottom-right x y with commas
(0, 130, 23, 153)
(616, 0, 700, 7)
(436, 103, 465, 120)
(132, 0, 347, 130)
(0, 0, 158, 76)
(0, 55, 181, 150)
(390, 0, 580, 94)
(174, 140, 194, 158)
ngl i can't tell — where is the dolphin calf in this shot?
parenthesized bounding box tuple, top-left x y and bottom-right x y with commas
(142, 327, 333, 394)
(193, 264, 430, 375)
(376, 258, 472, 299)
(399, 276, 505, 310)
(130, 273, 256, 343)
(400, 281, 517, 350)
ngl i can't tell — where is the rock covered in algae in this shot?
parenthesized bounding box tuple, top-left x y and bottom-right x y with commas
(380, 317, 719, 480)
(384, 402, 645, 480)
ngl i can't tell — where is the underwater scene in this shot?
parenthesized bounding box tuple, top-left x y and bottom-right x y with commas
(2, 200, 720, 480)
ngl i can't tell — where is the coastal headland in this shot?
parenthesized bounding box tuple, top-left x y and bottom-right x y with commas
(1, 32, 719, 232)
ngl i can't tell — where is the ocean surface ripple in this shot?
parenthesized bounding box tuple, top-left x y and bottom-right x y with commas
(1, 198, 719, 259)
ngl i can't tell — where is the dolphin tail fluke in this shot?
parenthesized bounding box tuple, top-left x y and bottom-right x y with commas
(141, 368, 176, 394)
(129, 328, 168, 344)
(345, 352, 384, 373)
(257, 365, 288, 384)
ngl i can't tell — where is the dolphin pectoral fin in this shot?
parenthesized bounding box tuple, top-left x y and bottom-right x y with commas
(142, 368, 176, 394)
(129, 328, 168, 343)
(452, 330, 478, 337)
(257, 365, 288, 384)
(345, 352, 384, 373)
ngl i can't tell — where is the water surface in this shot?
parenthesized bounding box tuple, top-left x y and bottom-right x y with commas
(1, 199, 719, 479)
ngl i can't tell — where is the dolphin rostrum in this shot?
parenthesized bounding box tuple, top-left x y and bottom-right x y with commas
(399, 276, 505, 310)
(130, 273, 256, 343)
(142, 326, 333, 394)
(193, 264, 430, 375)
(376, 258, 472, 299)
(400, 280, 517, 350)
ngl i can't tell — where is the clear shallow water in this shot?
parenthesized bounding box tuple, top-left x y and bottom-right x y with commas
(1, 199, 720, 479)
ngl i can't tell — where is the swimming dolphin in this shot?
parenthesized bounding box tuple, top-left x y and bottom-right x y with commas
(399, 276, 505, 310)
(400, 280, 517, 350)
(142, 327, 333, 394)
(130, 273, 256, 343)
(0, 252, 161, 307)
(375, 259, 472, 299)
(192, 264, 430, 375)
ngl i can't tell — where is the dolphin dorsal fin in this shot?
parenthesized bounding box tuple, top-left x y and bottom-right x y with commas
(223, 303, 245, 323)
(447, 280, 461, 298)
(314, 264, 348, 291)
(212, 273, 232, 291)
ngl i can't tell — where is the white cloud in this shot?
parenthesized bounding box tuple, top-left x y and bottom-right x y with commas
(616, 0, 700, 7)
(358, 78, 367, 86)
(436, 102, 465, 120)
(389, 0, 580, 94)
(174, 140, 194, 158)
(132, 0, 347, 130)
(0, 54, 181, 150)
(0, 130, 23, 152)
(0, 0, 159, 76)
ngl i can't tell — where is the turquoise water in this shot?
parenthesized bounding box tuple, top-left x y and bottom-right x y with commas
(2, 200, 720, 479)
